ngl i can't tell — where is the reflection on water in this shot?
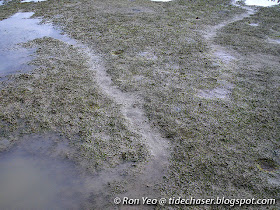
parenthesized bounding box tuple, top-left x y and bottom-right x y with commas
(151, 0, 280, 4)
(0, 135, 84, 209)
(151, 0, 172, 2)
(0, 0, 46, 6)
(21, 0, 46, 2)
(0, 12, 75, 78)
(0, 134, 136, 209)
(241, 0, 280, 6)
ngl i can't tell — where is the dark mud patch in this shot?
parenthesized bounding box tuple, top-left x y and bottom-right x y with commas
(258, 158, 278, 172)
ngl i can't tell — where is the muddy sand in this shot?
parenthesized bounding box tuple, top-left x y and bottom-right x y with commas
(0, 0, 279, 209)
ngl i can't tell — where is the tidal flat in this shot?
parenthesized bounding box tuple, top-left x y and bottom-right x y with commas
(0, 0, 279, 209)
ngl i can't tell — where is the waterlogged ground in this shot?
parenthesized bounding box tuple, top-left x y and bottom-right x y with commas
(241, 0, 280, 6)
(0, 0, 279, 209)
(0, 0, 46, 6)
(0, 134, 85, 209)
(0, 12, 75, 77)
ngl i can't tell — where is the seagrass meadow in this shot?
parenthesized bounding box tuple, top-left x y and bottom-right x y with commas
(0, 0, 279, 209)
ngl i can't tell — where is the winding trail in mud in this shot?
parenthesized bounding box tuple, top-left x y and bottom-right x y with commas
(82, 0, 255, 202)
(198, 0, 256, 100)
(205, 1, 256, 41)
(71, 45, 170, 208)
(0, 10, 170, 208)
(89, 48, 170, 168)
(87, 50, 170, 158)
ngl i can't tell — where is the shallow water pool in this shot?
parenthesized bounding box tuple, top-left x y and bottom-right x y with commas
(0, 0, 46, 6)
(21, 0, 46, 2)
(0, 135, 85, 209)
(0, 12, 75, 78)
(151, 0, 172, 2)
(240, 0, 280, 6)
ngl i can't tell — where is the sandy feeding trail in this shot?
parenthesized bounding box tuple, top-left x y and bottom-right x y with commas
(205, 1, 256, 41)
(76, 46, 170, 207)
(86, 49, 169, 158)
(79, 0, 254, 199)
(198, 1, 256, 100)
(87, 48, 169, 156)
(0, 10, 170, 207)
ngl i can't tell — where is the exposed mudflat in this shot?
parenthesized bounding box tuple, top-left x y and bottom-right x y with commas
(0, 0, 279, 209)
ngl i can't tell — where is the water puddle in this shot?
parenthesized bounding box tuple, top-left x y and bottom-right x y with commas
(268, 38, 280, 44)
(198, 87, 231, 99)
(151, 0, 172, 2)
(138, 51, 158, 60)
(21, 0, 46, 2)
(197, 80, 234, 100)
(0, 134, 86, 209)
(237, 0, 280, 7)
(248, 23, 259, 26)
(214, 50, 236, 64)
(0, 4, 172, 208)
(0, 12, 75, 78)
(0, 0, 9, 5)
(0, 0, 46, 6)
